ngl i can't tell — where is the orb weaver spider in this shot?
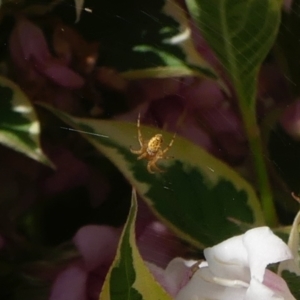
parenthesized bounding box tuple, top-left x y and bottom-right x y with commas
(130, 114, 176, 174)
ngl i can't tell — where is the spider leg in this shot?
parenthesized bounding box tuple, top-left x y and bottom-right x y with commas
(137, 113, 143, 147)
(162, 132, 176, 155)
(147, 157, 165, 173)
(150, 163, 165, 173)
(147, 162, 155, 174)
(137, 152, 148, 160)
(130, 147, 143, 154)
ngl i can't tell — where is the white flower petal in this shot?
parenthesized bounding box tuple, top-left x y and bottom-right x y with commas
(245, 277, 283, 300)
(243, 227, 293, 281)
(204, 235, 250, 282)
(176, 268, 246, 300)
(175, 227, 295, 300)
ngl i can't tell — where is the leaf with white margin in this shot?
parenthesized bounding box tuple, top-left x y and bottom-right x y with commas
(99, 189, 172, 300)
(40, 104, 265, 248)
(0, 76, 52, 166)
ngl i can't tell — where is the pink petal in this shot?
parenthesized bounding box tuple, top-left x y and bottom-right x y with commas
(87, 265, 111, 300)
(9, 18, 84, 89)
(49, 264, 88, 300)
(246, 274, 296, 300)
(137, 221, 184, 268)
(178, 118, 214, 151)
(145, 262, 170, 292)
(9, 19, 50, 71)
(135, 198, 157, 238)
(146, 258, 192, 297)
(41, 61, 85, 89)
(129, 78, 181, 103)
(263, 269, 296, 299)
(198, 105, 244, 137)
(280, 100, 300, 140)
(283, 0, 293, 12)
(164, 258, 194, 294)
(182, 79, 224, 110)
(73, 225, 120, 271)
(245, 277, 279, 300)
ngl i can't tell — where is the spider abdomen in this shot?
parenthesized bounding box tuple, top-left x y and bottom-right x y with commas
(147, 134, 163, 155)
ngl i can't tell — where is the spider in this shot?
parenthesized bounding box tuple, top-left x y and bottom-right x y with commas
(130, 114, 176, 174)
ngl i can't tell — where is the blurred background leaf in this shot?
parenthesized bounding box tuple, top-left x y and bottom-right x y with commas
(0, 76, 52, 166)
(53, 0, 221, 81)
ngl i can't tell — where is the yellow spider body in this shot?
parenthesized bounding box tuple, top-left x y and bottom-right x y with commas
(147, 134, 163, 155)
(130, 115, 175, 173)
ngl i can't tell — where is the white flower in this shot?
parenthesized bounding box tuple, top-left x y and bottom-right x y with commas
(176, 227, 295, 300)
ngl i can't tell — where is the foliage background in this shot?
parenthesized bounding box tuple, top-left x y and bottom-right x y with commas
(0, 0, 300, 299)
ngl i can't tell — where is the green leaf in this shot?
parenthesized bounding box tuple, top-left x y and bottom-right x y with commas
(185, 0, 282, 227)
(40, 104, 265, 248)
(185, 0, 281, 107)
(76, 0, 220, 82)
(0, 77, 51, 166)
(100, 189, 172, 300)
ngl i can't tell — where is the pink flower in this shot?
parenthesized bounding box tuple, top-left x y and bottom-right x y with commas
(280, 99, 300, 140)
(49, 225, 120, 300)
(9, 18, 84, 89)
(146, 258, 193, 297)
(49, 201, 184, 300)
(137, 221, 185, 268)
(283, 0, 293, 12)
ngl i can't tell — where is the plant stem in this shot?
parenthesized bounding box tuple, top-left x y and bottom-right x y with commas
(241, 109, 278, 227)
